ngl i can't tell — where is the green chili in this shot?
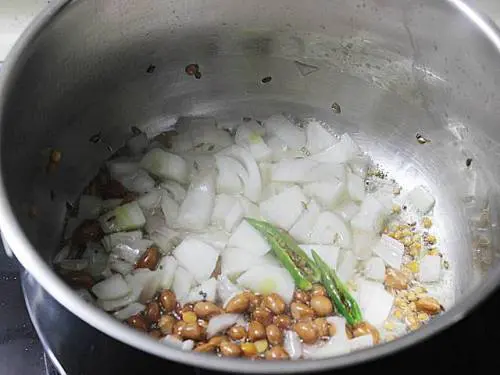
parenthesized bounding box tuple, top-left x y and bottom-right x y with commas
(311, 250, 363, 325)
(246, 218, 321, 290)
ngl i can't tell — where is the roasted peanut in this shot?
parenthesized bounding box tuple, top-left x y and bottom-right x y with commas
(227, 325, 247, 341)
(293, 321, 318, 344)
(310, 296, 333, 317)
(266, 324, 283, 345)
(273, 314, 292, 330)
(174, 321, 187, 336)
(252, 307, 273, 325)
(194, 342, 217, 353)
(149, 329, 162, 339)
(415, 296, 442, 315)
(208, 335, 227, 346)
(352, 321, 380, 344)
(290, 302, 315, 320)
(240, 342, 257, 357)
(247, 321, 267, 342)
(293, 290, 311, 304)
(145, 301, 161, 323)
(312, 318, 329, 337)
(311, 284, 327, 297)
(244, 291, 262, 311)
(263, 293, 286, 315)
(226, 293, 250, 313)
(385, 268, 409, 290)
(159, 290, 177, 312)
(179, 322, 204, 341)
(265, 346, 289, 360)
(127, 314, 148, 332)
(158, 315, 176, 335)
(136, 246, 160, 270)
(194, 301, 223, 318)
(220, 341, 242, 357)
(182, 311, 198, 323)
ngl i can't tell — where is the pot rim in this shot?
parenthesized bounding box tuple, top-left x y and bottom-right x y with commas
(0, 0, 499, 372)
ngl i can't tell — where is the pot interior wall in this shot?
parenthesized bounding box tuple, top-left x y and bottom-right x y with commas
(1, 0, 500, 308)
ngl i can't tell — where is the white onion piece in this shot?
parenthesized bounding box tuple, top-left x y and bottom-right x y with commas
(98, 296, 133, 312)
(310, 133, 360, 163)
(373, 234, 404, 270)
(347, 172, 366, 202)
(53, 245, 70, 264)
(182, 153, 217, 180)
(109, 257, 134, 275)
(127, 133, 148, 155)
(335, 200, 360, 222)
(310, 212, 352, 248)
(270, 159, 318, 183)
(299, 244, 340, 270)
(102, 230, 143, 252)
(259, 186, 307, 230)
(219, 146, 262, 202)
(76, 289, 95, 304)
(349, 334, 373, 351)
(157, 256, 178, 290)
(137, 190, 163, 211)
(207, 314, 242, 338)
(264, 114, 306, 149)
(107, 161, 139, 180)
(140, 148, 189, 183)
(217, 275, 242, 306)
(78, 195, 103, 219)
(352, 229, 378, 260)
(99, 202, 146, 234)
(284, 331, 303, 360)
(358, 279, 394, 326)
(406, 185, 436, 214)
(222, 247, 271, 277)
(176, 171, 216, 231)
(351, 195, 389, 233)
(326, 316, 348, 341)
(161, 193, 180, 226)
(306, 120, 338, 154)
(190, 120, 233, 153)
(144, 211, 167, 234)
(92, 274, 130, 300)
(172, 267, 195, 300)
(303, 180, 346, 209)
(238, 196, 261, 220)
(161, 335, 184, 349)
(149, 228, 183, 254)
(120, 169, 156, 194)
(173, 238, 219, 283)
(139, 271, 162, 303)
(419, 255, 442, 283)
(160, 180, 187, 203)
(289, 200, 321, 243)
(169, 131, 194, 153)
(266, 135, 292, 161)
(214, 155, 247, 195)
(228, 220, 270, 256)
(235, 123, 272, 162)
(303, 337, 350, 359)
(187, 230, 229, 253)
(181, 340, 195, 351)
(184, 278, 218, 304)
(337, 250, 357, 282)
(112, 239, 153, 263)
(59, 259, 89, 271)
(212, 195, 244, 233)
(113, 302, 145, 321)
(260, 182, 294, 201)
(349, 154, 372, 178)
(82, 243, 109, 277)
(237, 265, 295, 304)
(364, 257, 386, 281)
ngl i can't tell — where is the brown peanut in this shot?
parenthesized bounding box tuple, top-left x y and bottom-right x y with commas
(266, 324, 283, 345)
(240, 342, 258, 357)
(136, 246, 160, 270)
(194, 342, 217, 353)
(352, 322, 380, 344)
(227, 325, 247, 341)
(263, 293, 286, 315)
(225, 293, 250, 313)
(158, 315, 176, 335)
(310, 296, 333, 317)
(247, 321, 266, 342)
(220, 341, 242, 357)
(311, 284, 327, 297)
(252, 307, 273, 325)
(194, 301, 222, 319)
(415, 296, 442, 315)
(312, 318, 329, 337)
(178, 322, 204, 341)
(244, 291, 263, 311)
(149, 329, 162, 339)
(159, 290, 177, 312)
(290, 302, 315, 320)
(293, 321, 318, 344)
(265, 346, 289, 360)
(127, 314, 148, 332)
(273, 314, 292, 330)
(145, 301, 161, 323)
(385, 268, 409, 290)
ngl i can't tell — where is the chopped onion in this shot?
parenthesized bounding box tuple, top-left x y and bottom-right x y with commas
(364, 257, 386, 282)
(237, 265, 295, 304)
(107, 160, 139, 180)
(310, 212, 352, 248)
(212, 195, 245, 233)
(190, 119, 233, 153)
(111, 239, 153, 263)
(137, 190, 163, 211)
(264, 114, 306, 150)
(237, 196, 261, 220)
(214, 155, 246, 195)
(161, 335, 184, 349)
(347, 172, 365, 202)
(173, 238, 219, 283)
(326, 316, 348, 341)
(172, 267, 195, 300)
(59, 259, 89, 271)
(161, 193, 180, 226)
(92, 274, 131, 300)
(176, 170, 216, 231)
(284, 331, 303, 360)
(140, 148, 189, 183)
(184, 278, 218, 304)
(157, 256, 178, 289)
(222, 247, 271, 277)
(99, 202, 146, 234)
(186, 230, 229, 253)
(82, 243, 109, 277)
(181, 340, 195, 351)
(270, 159, 318, 183)
(373, 234, 404, 270)
(207, 314, 242, 338)
(169, 131, 194, 153)
(302, 337, 350, 359)
(259, 186, 307, 230)
(299, 244, 340, 270)
(349, 334, 373, 351)
(303, 180, 346, 209)
(182, 153, 217, 180)
(76, 289, 95, 304)
(266, 135, 293, 161)
(352, 229, 378, 260)
(217, 275, 242, 306)
(149, 228, 183, 254)
(102, 230, 143, 252)
(350, 195, 389, 233)
(53, 245, 70, 264)
(419, 255, 441, 283)
(261, 182, 294, 201)
(310, 133, 360, 163)
(228, 220, 271, 256)
(109, 257, 135, 275)
(349, 154, 372, 179)
(358, 279, 394, 326)
(306, 120, 338, 154)
(113, 302, 145, 321)
(121, 169, 156, 194)
(289, 200, 321, 243)
(406, 185, 436, 214)
(160, 180, 187, 203)
(78, 195, 103, 219)
(219, 146, 262, 202)
(144, 211, 168, 235)
(139, 271, 162, 303)
(335, 200, 360, 222)
(235, 123, 272, 162)
(337, 250, 357, 282)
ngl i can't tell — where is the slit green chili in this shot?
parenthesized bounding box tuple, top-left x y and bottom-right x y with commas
(246, 218, 321, 290)
(311, 250, 363, 326)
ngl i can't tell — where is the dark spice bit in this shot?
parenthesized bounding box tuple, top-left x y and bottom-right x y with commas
(416, 133, 431, 144)
(466, 158, 473, 167)
(261, 76, 272, 84)
(131, 126, 142, 135)
(185, 63, 201, 79)
(331, 102, 341, 114)
(50, 190, 56, 201)
(89, 132, 102, 144)
(194, 71, 202, 79)
(146, 64, 156, 74)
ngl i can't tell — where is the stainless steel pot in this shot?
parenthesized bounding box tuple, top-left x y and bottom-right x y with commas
(1, 0, 500, 372)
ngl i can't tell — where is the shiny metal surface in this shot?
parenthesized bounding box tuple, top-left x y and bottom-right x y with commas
(0, 0, 500, 372)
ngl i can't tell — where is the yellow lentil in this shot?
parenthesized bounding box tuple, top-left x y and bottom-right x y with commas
(422, 217, 432, 229)
(255, 340, 269, 353)
(182, 311, 198, 324)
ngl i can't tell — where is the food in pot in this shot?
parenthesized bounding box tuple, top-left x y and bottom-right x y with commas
(54, 115, 447, 359)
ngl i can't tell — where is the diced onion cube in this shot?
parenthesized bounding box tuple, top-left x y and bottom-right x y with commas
(99, 202, 146, 234)
(259, 186, 307, 230)
(289, 200, 321, 243)
(364, 257, 386, 282)
(299, 244, 340, 270)
(173, 238, 219, 283)
(419, 255, 441, 283)
(140, 148, 189, 183)
(92, 274, 130, 300)
(373, 234, 404, 270)
(172, 267, 195, 300)
(310, 212, 352, 248)
(228, 220, 270, 256)
(212, 195, 245, 232)
(358, 279, 394, 326)
(406, 186, 435, 214)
